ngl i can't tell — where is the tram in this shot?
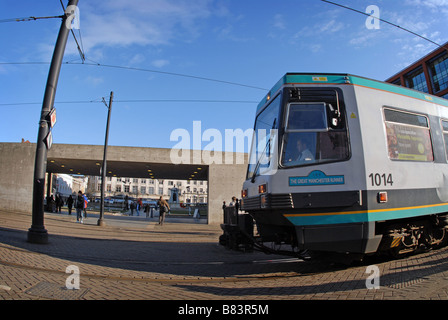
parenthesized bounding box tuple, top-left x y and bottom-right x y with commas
(233, 73, 448, 260)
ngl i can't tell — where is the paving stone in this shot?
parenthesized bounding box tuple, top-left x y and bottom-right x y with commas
(1, 210, 448, 301)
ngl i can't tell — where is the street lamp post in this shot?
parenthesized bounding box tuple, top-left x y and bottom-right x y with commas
(28, 0, 79, 244)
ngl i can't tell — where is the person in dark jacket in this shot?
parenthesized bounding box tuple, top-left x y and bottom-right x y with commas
(67, 195, 74, 215)
(76, 191, 84, 223)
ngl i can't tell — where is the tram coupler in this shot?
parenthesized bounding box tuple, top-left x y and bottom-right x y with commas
(219, 207, 254, 252)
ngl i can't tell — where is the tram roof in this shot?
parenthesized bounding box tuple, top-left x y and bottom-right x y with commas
(257, 72, 448, 113)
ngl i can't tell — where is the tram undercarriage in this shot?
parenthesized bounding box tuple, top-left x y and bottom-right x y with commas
(219, 207, 448, 263)
(377, 215, 448, 258)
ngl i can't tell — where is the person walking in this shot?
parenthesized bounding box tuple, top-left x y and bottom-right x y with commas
(130, 201, 135, 216)
(50, 195, 56, 213)
(144, 203, 150, 218)
(136, 198, 143, 216)
(157, 196, 170, 225)
(67, 195, 74, 215)
(55, 194, 63, 213)
(76, 191, 84, 223)
(82, 193, 89, 220)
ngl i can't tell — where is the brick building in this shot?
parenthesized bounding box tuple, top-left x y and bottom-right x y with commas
(386, 42, 448, 99)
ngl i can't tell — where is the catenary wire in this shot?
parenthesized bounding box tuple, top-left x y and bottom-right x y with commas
(0, 61, 269, 91)
(65, 60, 269, 91)
(1, 3, 265, 91)
(0, 99, 259, 107)
(0, 15, 64, 23)
(319, 0, 448, 51)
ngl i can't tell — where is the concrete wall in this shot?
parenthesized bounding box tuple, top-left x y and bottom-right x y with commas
(208, 164, 247, 224)
(0, 143, 36, 213)
(0, 143, 248, 224)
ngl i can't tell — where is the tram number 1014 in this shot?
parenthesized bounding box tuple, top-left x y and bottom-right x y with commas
(368, 173, 394, 187)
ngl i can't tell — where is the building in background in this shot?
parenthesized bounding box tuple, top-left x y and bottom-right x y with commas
(386, 42, 448, 99)
(46, 173, 88, 200)
(86, 176, 207, 204)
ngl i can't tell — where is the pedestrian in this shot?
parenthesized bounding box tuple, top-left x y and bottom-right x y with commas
(124, 195, 129, 211)
(55, 194, 63, 213)
(144, 203, 150, 218)
(76, 191, 84, 223)
(50, 195, 56, 213)
(82, 193, 89, 219)
(67, 194, 74, 215)
(157, 196, 170, 225)
(130, 201, 135, 216)
(136, 198, 142, 216)
(229, 196, 237, 207)
(45, 195, 51, 212)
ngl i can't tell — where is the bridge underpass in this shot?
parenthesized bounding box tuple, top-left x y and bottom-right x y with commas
(0, 143, 247, 224)
(47, 158, 208, 181)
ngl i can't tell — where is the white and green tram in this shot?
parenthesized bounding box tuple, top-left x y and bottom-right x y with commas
(241, 73, 448, 259)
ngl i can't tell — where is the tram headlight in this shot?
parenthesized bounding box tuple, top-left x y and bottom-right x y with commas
(241, 189, 247, 198)
(258, 184, 267, 194)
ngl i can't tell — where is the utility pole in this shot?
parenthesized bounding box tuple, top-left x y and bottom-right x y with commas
(98, 91, 113, 227)
(28, 0, 79, 244)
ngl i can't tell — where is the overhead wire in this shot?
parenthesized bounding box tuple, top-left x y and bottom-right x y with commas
(0, 15, 64, 23)
(0, 60, 269, 91)
(1, 2, 267, 92)
(0, 99, 259, 107)
(65, 60, 269, 91)
(69, 30, 85, 62)
(15, 1, 447, 100)
(319, 0, 448, 51)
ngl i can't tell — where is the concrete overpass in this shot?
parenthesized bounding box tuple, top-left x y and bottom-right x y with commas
(0, 142, 248, 224)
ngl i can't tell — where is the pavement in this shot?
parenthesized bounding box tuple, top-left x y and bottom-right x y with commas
(1, 208, 448, 305)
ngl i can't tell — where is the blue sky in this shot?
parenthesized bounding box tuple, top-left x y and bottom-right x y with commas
(1, 0, 447, 152)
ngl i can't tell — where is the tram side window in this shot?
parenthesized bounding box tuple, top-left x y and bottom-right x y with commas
(442, 120, 448, 161)
(384, 108, 434, 162)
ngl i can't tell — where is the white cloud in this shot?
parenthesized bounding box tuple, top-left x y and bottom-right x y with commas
(293, 18, 347, 39)
(349, 32, 378, 47)
(272, 14, 286, 30)
(405, 0, 448, 18)
(309, 44, 322, 53)
(129, 54, 146, 65)
(86, 75, 104, 86)
(77, 0, 212, 53)
(151, 59, 170, 68)
(397, 42, 436, 64)
(406, 0, 448, 8)
(319, 19, 345, 33)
